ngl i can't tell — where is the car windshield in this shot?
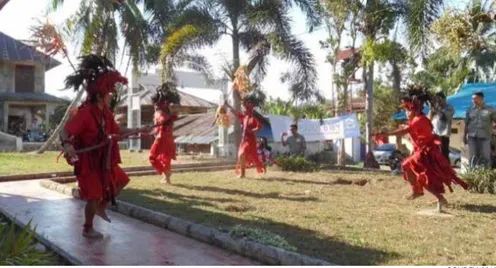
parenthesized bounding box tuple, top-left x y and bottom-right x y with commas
(375, 144, 395, 151)
(449, 147, 461, 154)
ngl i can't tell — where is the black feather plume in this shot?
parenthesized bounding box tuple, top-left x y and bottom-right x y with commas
(152, 81, 181, 105)
(64, 54, 116, 91)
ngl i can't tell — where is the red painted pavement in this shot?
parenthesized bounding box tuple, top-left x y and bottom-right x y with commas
(0, 181, 257, 265)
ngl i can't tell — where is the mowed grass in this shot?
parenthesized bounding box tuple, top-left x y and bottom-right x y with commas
(0, 151, 215, 175)
(107, 170, 496, 265)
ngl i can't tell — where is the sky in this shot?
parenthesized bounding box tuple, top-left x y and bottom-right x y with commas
(0, 0, 470, 103)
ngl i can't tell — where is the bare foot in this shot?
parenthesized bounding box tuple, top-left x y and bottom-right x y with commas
(404, 192, 424, 200)
(237, 175, 245, 179)
(82, 228, 104, 239)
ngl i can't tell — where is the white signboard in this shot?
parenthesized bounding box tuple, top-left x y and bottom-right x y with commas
(268, 113, 361, 142)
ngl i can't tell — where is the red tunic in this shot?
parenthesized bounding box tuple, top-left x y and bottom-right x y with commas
(64, 104, 129, 201)
(149, 111, 176, 174)
(401, 115, 468, 195)
(236, 113, 264, 174)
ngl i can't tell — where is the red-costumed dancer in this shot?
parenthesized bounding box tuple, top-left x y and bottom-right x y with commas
(60, 55, 129, 239)
(382, 85, 468, 205)
(225, 93, 265, 178)
(149, 82, 180, 184)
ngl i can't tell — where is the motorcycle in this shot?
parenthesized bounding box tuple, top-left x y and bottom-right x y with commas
(388, 150, 405, 175)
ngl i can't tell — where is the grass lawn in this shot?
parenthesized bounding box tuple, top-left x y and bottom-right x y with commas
(0, 151, 217, 176)
(104, 170, 496, 265)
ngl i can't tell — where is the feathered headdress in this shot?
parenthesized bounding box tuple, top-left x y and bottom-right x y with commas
(242, 89, 266, 108)
(151, 81, 181, 108)
(64, 54, 128, 95)
(399, 84, 437, 112)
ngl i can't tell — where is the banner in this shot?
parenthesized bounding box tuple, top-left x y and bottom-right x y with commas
(268, 113, 361, 142)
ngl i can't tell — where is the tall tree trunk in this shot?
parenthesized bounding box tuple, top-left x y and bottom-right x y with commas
(366, 62, 375, 153)
(36, 90, 84, 153)
(338, 85, 348, 166)
(232, 31, 241, 156)
(391, 60, 401, 103)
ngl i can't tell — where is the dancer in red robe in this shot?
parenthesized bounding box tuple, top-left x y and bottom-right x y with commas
(149, 82, 180, 184)
(225, 97, 265, 178)
(60, 55, 129, 239)
(382, 85, 468, 205)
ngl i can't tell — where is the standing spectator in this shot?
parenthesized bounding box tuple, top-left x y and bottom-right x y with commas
(463, 91, 496, 168)
(429, 92, 455, 162)
(281, 124, 306, 156)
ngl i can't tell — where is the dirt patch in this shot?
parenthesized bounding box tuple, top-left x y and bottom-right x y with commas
(332, 178, 368, 186)
(224, 204, 256, 213)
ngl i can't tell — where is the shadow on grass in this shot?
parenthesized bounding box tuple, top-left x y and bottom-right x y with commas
(459, 203, 496, 214)
(139, 188, 240, 208)
(120, 188, 400, 265)
(172, 183, 320, 202)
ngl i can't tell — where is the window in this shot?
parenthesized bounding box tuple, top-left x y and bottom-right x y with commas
(451, 128, 458, 134)
(375, 144, 396, 151)
(15, 65, 35, 93)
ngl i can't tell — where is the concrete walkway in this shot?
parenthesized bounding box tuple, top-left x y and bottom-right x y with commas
(0, 180, 256, 265)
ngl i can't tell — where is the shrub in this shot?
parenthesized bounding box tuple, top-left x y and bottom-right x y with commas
(274, 155, 317, 172)
(229, 225, 297, 251)
(460, 168, 496, 194)
(0, 220, 54, 265)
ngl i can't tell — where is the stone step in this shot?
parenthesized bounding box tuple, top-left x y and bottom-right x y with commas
(0, 160, 235, 182)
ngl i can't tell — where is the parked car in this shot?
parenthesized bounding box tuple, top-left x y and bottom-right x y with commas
(449, 147, 461, 168)
(372, 143, 396, 165)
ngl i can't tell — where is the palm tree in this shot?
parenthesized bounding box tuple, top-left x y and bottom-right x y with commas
(159, 0, 322, 153)
(432, 0, 496, 87)
(36, 0, 149, 153)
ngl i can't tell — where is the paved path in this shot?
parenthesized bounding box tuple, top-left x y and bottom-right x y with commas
(0, 180, 256, 265)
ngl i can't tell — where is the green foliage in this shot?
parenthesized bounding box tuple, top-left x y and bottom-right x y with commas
(161, 0, 321, 102)
(274, 156, 317, 172)
(432, 1, 495, 56)
(0, 220, 53, 265)
(262, 98, 292, 116)
(460, 168, 496, 194)
(429, 0, 496, 85)
(50, 0, 149, 69)
(49, 103, 70, 130)
(229, 225, 297, 251)
(262, 98, 332, 124)
(361, 39, 408, 65)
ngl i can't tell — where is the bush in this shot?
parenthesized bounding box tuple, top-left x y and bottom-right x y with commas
(0, 220, 54, 265)
(229, 225, 297, 251)
(307, 151, 336, 165)
(274, 155, 317, 172)
(460, 168, 496, 194)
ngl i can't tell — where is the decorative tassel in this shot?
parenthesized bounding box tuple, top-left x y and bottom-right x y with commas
(233, 66, 252, 94)
(215, 105, 232, 127)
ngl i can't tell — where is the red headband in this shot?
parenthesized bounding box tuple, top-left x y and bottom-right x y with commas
(156, 101, 170, 109)
(86, 71, 128, 95)
(400, 99, 422, 111)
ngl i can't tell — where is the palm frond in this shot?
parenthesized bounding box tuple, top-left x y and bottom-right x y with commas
(270, 33, 319, 102)
(401, 0, 443, 56)
(47, 0, 65, 12)
(282, 0, 321, 31)
(118, 0, 149, 69)
(160, 6, 223, 81)
(247, 1, 318, 101)
(239, 28, 271, 84)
